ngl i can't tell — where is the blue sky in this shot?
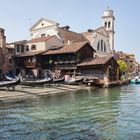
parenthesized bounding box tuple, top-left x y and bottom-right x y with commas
(0, 0, 140, 62)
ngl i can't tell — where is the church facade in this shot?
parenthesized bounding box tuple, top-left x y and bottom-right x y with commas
(81, 9, 115, 57)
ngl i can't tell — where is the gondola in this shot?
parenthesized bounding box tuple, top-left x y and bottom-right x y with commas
(4, 75, 17, 81)
(0, 77, 20, 90)
(53, 77, 65, 85)
(65, 77, 84, 85)
(20, 78, 53, 87)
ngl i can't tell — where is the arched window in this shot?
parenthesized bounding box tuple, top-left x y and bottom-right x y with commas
(26, 45, 29, 51)
(104, 43, 106, 52)
(104, 22, 107, 27)
(31, 44, 36, 50)
(97, 40, 107, 52)
(97, 41, 100, 50)
(101, 40, 103, 51)
(108, 22, 111, 28)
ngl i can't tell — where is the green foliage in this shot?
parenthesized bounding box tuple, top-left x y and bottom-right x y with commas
(117, 60, 127, 72)
(76, 53, 81, 60)
(49, 59, 53, 64)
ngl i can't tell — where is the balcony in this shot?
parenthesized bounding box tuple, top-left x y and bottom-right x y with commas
(54, 60, 80, 65)
(24, 61, 37, 68)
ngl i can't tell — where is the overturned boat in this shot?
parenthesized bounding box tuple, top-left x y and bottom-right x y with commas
(20, 78, 53, 87)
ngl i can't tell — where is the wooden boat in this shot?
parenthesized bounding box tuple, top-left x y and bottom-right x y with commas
(135, 79, 140, 84)
(20, 78, 53, 87)
(130, 76, 140, 84)
(0, 77, 20, 90)
(53, 77, 65, 84)
(65, 77, 84, 85)
(4, 75, 17, 81)
(130, 79, 135, 84)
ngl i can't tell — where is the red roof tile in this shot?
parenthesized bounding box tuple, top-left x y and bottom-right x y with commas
(15, 50, 46, 57)
(42, 41, 94, 55)
(77, 56, 113, 66)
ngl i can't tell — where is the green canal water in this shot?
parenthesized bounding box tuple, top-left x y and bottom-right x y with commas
(0, 85, 140, 140)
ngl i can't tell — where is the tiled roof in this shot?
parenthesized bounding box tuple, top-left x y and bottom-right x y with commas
(27, 35, 55, 43)
(42, 41, 93, 55)
(77, 56, 113, 66)
(81, 26, 109, 37)
(15, 50, 46, 57)
(8, 40, 27, 45)
(58, 27, 88, 43)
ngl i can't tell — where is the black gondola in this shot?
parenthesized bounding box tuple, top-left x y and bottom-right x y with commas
(0, 77, 20, 90)
(20, 78, 53, 87)
(53, 77, 65, 85)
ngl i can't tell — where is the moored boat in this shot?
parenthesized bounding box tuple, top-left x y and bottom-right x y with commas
(4, 75, 17, 81)
(130, 79, 135, 84)
(130, 76, 140, 84)
(0, 77, 20, 90)
(53, 77, 65, 85)
(65, 77, 84, 85)
(135, 79, 140, 84)
(20, 78, 53, 87)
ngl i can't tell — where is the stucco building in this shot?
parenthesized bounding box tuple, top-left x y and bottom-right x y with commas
(81, 9, 115, 57)
(29, 18, 87, 44)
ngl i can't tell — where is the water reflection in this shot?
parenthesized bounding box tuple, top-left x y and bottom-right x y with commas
(0, 85, 140, 139)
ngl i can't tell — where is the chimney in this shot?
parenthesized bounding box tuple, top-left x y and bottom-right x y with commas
(67, 40, 73, 45)
(62, 26, 70, 30)
(87, 29, 93, 33)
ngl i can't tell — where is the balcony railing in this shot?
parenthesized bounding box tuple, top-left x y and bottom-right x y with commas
(54, 60, 80, 65)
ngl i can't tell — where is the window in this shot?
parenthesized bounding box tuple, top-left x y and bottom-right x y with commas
(31, 44, 36, 50)
(42, 23, 44, 26)
(97, 41, 100, 50)
(101, 40, 103, 51)
(41, 34, 46, 37)
(97, 40, 107, 52)
(26, 45, 29, 51)
(16, 44, 20, 52)
(21, 45, 24, 53)
(108, 22, 111, 28)
(105, 22, 107, 27)
(104, 43, 106, 52)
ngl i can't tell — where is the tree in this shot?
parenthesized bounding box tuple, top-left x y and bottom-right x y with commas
(117, 60, 127, 79)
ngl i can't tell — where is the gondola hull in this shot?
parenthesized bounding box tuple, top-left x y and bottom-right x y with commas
(20, 78, 53, 86)
(0, 78, 20, 88)
(53, 77, 65, 84)
(66, 77, 84, 85)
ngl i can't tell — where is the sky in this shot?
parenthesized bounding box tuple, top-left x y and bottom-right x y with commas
(0, 0, 140, 62)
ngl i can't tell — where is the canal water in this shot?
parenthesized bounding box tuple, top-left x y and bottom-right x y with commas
(0, 85, 140, 140)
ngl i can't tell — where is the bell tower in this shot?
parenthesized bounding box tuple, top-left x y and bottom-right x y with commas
(102, 8, 115, 52)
